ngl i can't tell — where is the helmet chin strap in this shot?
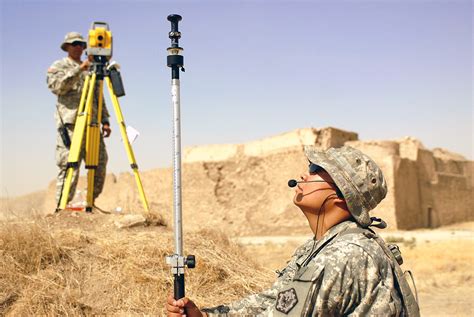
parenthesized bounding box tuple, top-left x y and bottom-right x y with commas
(301, 192, 339, 266)
(315, 193, 338, 239)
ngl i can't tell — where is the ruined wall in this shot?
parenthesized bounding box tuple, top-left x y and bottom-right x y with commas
(93, 148, 311, 236)
(431, 159, 473, 226)
(413, 149, 437, 228)
(184, 127, 358, 163)
(28, 127, 473, 234)
(400, 141, 473, 228)
(346, 138, 473, 229)
(393, 157, 426, 229)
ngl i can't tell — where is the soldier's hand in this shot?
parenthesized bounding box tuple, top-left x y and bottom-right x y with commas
(166, 294, 206, 317)
(80, 59, 91, 71)
(102, 124, 111, 138)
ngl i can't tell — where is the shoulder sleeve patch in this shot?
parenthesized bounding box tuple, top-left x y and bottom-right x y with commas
(47, 67, 58, 74)
(275, 288, 298, 314)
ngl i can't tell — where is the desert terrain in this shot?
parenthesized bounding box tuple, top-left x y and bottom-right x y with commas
(1, 128, 473, 315)
(0, 208, 472, 316)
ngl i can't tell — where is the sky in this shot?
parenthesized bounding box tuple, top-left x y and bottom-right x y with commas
(0, 0, 472, 198)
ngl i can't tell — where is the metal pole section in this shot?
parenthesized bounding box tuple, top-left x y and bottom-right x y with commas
(165, 14, 195, 302)
(172, 77, 183, 255)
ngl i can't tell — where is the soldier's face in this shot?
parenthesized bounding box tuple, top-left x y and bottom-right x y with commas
(66, 42, 85, 60)
(293, 167, 338, 213)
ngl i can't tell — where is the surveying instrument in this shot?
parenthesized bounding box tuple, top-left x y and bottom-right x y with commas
(164, 14, 195, 301)
(57, 22, 149, 213)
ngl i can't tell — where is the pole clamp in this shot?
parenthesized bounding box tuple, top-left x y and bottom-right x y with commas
(166, 254, 196, 275)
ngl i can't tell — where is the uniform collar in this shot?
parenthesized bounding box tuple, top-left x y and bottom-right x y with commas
(297, 220, 357, 267)
(66, 56, 81, 65)
(319, 220, 357, 242)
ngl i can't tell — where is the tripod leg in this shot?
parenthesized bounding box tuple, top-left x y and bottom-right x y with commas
(105, 77, 150, 212)
(56, 74, 91, 210)
(85, 79, 104, 212)
(59, 74, 96, 210)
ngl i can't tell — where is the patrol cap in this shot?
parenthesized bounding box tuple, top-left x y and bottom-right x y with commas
(60, 32, 87, 51)
(304, 145, 387, 228)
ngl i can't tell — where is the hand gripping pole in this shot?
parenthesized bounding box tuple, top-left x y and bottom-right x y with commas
(165, 14, 195, 301)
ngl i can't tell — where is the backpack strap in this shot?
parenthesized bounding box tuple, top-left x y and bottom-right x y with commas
(339, 226, 420, 317)
(371, 235, 420, 316)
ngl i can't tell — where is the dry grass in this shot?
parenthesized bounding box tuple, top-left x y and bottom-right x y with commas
(2, 211, 472, 316)
(400, 240, 474, 291)
(0, 216, 273, 315)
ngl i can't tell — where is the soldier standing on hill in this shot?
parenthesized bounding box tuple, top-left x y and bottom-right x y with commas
(47, 32, 112, 208)
(166, 146, 419, 316)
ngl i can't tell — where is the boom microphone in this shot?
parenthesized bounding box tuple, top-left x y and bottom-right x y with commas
(288, 179, 298, 187)
(288, 179, 335, 188)
(289, 179, 319, 187)
(288, 179, 344, 199)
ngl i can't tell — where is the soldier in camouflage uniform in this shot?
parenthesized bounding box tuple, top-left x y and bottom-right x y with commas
(166, 146, 420, 316)
(47, 32, 112, 206)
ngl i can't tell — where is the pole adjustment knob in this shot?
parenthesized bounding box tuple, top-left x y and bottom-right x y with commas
(169, 31, 181, 39)
(186, 255, 196, 269)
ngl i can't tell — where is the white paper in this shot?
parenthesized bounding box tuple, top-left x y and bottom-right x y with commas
(126, 125, 140, 144)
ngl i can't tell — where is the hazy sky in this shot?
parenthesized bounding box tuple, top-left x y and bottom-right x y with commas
(0, 0, 472, 197)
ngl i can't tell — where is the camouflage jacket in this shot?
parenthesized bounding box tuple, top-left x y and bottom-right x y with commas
(203, 221, 404, 316)
(47, 57, 110, 128)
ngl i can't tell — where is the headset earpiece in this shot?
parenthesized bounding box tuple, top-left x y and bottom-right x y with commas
(336, 188, 344, 199)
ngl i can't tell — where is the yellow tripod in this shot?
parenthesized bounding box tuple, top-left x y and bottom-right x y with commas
(58, 56, 149, 213)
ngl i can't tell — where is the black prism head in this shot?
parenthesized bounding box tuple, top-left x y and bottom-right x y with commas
(168, 14, 182, 34)
(167, 14, 182, 23)
(167, 14, 183, 47)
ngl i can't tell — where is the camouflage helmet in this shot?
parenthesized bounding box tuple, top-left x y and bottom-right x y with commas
(304, 145, 387, 228)
(60, 32, 86, 51)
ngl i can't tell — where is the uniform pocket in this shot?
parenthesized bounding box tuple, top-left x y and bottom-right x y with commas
(271, 264, 325, 316)
(293, 262, 324, 282)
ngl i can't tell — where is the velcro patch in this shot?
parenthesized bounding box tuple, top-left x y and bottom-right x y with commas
(48, 67, 58, 73)
(275, 288, 298, 314)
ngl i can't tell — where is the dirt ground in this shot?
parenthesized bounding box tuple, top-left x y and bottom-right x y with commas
(1, 206, 473, 315)
(238, 222, 474, 317)
(0, 211, 273, 315)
